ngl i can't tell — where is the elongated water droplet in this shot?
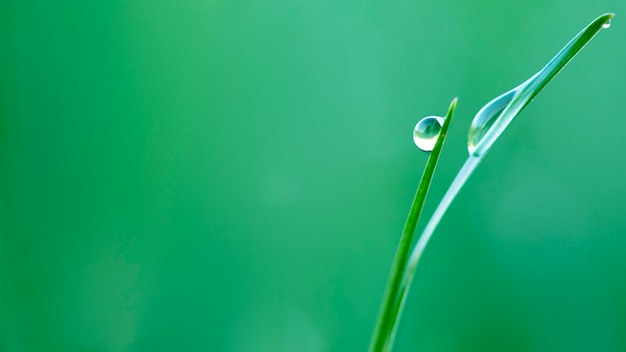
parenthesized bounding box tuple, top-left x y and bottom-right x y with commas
(467, 88, 517, 156)
(413, 116, 444, 152)
(465, 14, 613, 157)
(603, 20, 611, 28)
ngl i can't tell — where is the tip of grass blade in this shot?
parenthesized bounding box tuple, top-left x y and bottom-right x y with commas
(435, 97, 456, 147)
(447, 97, 458, 117)
(437, 97, 457, 143)
(589, 13, 614, 30)
(598, 13, 614, 25)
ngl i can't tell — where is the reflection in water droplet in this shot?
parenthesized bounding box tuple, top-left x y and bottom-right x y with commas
(603, 20, 611, 29)
(467, 88, 517, 156)
(413, 116, 444, 152)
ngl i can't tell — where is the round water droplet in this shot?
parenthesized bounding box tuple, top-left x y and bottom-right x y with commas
(413, 116, 444, 152)
(603, 20, 611, 29)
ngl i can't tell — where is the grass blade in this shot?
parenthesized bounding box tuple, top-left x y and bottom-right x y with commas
(390, 12, 613, 350)
(469, 13, 614, 157)
(369, 98, 457, 352)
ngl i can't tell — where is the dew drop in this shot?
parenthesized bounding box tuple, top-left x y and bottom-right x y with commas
(467, 88, 516, 156)
(413, 116, 444, 152)
(466, 14, 613, 157)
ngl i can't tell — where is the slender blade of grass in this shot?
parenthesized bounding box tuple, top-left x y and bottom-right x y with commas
(369, 98, 457, 352)
(384, 156, 481, 352)
(385, 12, 614, 351)
(471, 12, 614, 157)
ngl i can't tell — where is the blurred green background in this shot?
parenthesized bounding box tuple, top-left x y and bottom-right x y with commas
(1, 0, 625, 351)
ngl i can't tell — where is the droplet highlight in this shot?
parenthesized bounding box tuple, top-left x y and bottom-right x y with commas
(413, 116, 444, 152)
(603, 20, 611, 29)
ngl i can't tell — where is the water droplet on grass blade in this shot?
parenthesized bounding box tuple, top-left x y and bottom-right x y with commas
(465, 13, 614, 157)
(467, 88, 517, 156)
(413, 116, 444, 152)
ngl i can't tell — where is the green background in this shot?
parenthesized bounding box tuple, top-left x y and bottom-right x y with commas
(1, 0, 625, 351)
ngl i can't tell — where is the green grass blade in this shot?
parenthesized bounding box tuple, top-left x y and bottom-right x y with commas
(388, 12, 613, 351)
(369, 98, 457, 352)
(384, 155, 480, 351)
(470, 13, 614, 157)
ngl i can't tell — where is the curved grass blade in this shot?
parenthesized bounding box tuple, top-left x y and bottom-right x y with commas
(369, 98, 457, 352)
(469, 13, 614, 156)
(389, 12, 614, 351)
